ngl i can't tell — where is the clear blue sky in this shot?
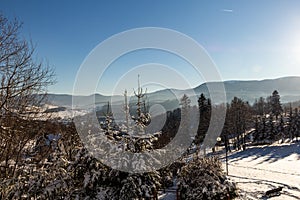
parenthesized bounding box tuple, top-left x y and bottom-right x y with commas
(1, 1, 300, 95)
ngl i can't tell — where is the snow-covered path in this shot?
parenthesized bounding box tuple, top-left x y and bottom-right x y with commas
(222, 142, 300, 199)
(158, 178, 178, 200)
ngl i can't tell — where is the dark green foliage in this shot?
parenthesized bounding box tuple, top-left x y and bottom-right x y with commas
(196, 93, 211, 144)
(253, 97, 267, 116)
(154, 108, 181, 148)
(270, 90, 283, 119)
(223, 97, 251, 150)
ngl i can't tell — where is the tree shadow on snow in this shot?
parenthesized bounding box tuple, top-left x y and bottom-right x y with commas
(226, 141, 300, 164)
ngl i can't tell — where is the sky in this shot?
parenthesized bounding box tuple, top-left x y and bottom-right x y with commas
(1, 1, 300, 95)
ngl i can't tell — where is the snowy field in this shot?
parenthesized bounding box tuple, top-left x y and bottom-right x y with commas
(159, 141, 300, 200)
(222, 141, 300, 199)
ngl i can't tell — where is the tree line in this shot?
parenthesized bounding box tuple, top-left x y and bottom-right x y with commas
(153, 88, 299, 153)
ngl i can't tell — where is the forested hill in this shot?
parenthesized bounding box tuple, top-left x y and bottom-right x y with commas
(195, 76, 300, 103)
(46, 76, 300, 108)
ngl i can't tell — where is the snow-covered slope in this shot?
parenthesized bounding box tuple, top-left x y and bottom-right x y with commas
(222, 141, 300, 199)
(32, 104, 89, 121)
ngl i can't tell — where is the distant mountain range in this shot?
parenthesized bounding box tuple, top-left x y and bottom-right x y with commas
(46, 76, 300, 111)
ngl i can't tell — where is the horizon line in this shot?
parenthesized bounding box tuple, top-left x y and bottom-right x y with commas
(49, 75, 300, 96)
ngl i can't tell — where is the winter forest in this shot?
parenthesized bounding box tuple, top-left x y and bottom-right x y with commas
(1, 14, 300, 200)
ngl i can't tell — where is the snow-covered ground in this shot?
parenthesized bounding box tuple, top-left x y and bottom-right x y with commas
(47, 108, 88, 119)
(37, 104, 89, 120)
(222, 141, 300, 199)
(159, 141, 300, 200)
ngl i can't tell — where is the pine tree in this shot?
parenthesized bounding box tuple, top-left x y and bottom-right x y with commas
(267, 115, 275, 141)
(253, 97, 266, 116)
(220, 103, 233, 150)
(179, 94, 192, 149)
(277, 116, 285, 142)
(270, 90, 283, 119)
(228, 97, 251, 150)
(196, 93, 211, 144)
(295, 108, 300, 141)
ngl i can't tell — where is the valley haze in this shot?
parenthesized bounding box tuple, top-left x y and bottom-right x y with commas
(47, 76, 300, 110)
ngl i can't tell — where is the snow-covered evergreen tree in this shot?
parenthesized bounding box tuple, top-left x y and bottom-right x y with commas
(178, 156, 237, 200)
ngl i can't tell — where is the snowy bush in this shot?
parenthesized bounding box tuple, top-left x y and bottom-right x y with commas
(0, 150, 74, 199)
(178, 156, 237, 200)
(0, 144, 163, 199)
(119, 172, 161, 199)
